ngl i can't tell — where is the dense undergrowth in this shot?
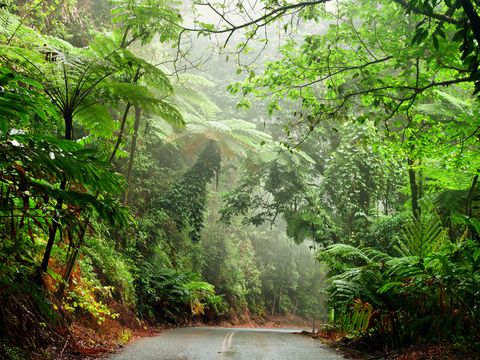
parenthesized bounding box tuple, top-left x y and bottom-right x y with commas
(321, 214, 480, 353)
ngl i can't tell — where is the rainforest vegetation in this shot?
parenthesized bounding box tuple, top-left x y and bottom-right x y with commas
(0, 0, 479, 359)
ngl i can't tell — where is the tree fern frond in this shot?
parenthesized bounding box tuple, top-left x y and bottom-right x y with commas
(148, 115, 176, 140)
(221, 138, 248, 157)
(154, 100, 184, 128)
(203, 120, 232, 133)
(173, 86, 221, 118)
(433, 189, 469, 213)
(176, 73, 216, 88)
(0, 11, 77, 53)
(110, 0, 181, 45)
(423, 167, 473, 190)
(331, 268, 363, 281)
(183, 121, 208, 135)
(331, 279, 360, 297)
(417, 89, 471, 118)
(75, 104, 116, 138)
(0, 11, 44, 47)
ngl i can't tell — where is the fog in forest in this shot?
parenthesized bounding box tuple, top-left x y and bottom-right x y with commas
(1, 0, 479, 358)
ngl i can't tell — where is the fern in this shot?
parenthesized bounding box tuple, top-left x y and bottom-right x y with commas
(396, 215, 447, 257)
(322, 244, 373, 264)
(0, 10, 76, 51)
(110, 0, 181, 45)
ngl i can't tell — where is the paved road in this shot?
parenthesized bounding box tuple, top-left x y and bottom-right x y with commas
(107, 327, 345, 360)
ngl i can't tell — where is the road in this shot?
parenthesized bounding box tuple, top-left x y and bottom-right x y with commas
(107, 327, 345, 360)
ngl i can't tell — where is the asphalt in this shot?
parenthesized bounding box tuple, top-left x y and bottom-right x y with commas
(106, 327, 345, 360)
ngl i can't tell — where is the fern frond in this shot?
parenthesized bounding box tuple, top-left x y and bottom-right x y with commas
(397, 215, 447, 257)
(323, 244, 371, 264)
(151, 99, 184, 128)
(386, 256, 423, 278)
(75, 104, 116, 138)
(363, 248, 392, 262)
(433, 189, 469, 213)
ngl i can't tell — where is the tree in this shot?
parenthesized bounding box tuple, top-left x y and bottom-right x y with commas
(0, 67, 128, 279)
(160, 140, 221, 243)
(218, 0, 480, 221)
(0, 5, 186, 273)
(190, 0, 480, 92)
(322, 121, 403, 233)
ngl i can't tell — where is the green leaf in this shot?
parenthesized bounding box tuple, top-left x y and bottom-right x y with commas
(377, 281, 403, 294)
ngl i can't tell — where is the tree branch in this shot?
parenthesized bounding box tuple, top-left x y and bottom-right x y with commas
(392, 0, 461, 24)
(188, 0, 330, 34)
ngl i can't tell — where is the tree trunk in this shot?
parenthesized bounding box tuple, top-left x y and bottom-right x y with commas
(40, 196, 63, 274)
(271, 290, 276, 316)
(109, 103, 132, 163)
(461, 0, 480, 46)
(39, 111, 74, 278)
(109, 68, 141, 163)
(408, 158, 421, 220)
(418, 160, 424, 200)
(123, 106, 141, 206)
(277, 282, 283, 314)
(64, 112, 73, 141)
(466, 173, 479, 218)
(58, 217, 89, 298)
(466, 172, 479, 240)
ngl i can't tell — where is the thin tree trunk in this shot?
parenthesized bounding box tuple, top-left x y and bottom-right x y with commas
(39, 112, 73, 277)
(123, 106, 141, 206)
(384, 188, 389, 216)
(109, 67, 141, 163)
(64, 112, 73, 141)
(109, 103, 132, 163)
(271, 291, 276, 316)
(40, 199, 62, 274)
(109, 67, 142, 163)
(408, 158, 421, 220)
(277, 282, 283, 313)
(466, 172, 479, 241)
(418, 160, 424, 200)
(58, 218, 89, 298)
(466, 173, 479, 217)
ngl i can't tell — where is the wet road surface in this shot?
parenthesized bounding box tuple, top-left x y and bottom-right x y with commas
(107, 327, 345, 360)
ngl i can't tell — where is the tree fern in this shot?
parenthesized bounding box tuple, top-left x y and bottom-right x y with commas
(170, 114, 271, 160)
(0, 67, 58, 136)
(110, 0, 181, 45)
